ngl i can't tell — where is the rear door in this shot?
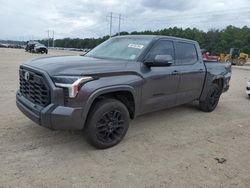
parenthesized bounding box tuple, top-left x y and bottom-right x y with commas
(174, 42, 206, 105)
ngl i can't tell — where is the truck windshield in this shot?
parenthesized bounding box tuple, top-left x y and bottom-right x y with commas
(86, 37, 152, 61)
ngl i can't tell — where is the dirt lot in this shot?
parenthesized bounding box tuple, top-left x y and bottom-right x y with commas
(0, 48, 250, 188)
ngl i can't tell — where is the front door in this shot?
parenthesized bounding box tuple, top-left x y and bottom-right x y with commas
(140, 40, 180, 114)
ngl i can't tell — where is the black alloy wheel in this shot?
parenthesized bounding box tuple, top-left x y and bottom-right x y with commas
(199, 84, 221, 112)
(85, 99, 130, 149)
(207, 86, 221, 110)
(96, 110, 126, 143)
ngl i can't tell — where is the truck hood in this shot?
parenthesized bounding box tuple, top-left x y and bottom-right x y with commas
(23, 55, 129, 76)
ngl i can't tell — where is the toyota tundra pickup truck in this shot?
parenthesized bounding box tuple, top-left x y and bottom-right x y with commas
(16, 35, 231, 149)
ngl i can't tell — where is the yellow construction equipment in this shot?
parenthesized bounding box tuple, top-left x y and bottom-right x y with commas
(220, 48, 249, 65)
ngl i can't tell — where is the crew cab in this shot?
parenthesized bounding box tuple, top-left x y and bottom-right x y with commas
(16, 35, 231, 149)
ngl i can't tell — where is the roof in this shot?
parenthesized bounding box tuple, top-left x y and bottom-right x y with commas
(114, 35, 197, 43)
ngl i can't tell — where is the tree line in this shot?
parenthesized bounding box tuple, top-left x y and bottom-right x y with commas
(46, 25, 250, 55)
(130, 25, 250, 55)
(2, 25, 250, 55)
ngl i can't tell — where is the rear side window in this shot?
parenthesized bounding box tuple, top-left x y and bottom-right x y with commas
(175, 42, 198, 65)
(146, 40, 174, 61)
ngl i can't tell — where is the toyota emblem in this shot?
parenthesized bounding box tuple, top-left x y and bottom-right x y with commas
(24, 71, 30, 81)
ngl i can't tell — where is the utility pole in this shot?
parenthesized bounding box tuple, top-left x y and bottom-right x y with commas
(118, 14, 121, 36)
(47, 29, 55, 48)
(52, 30, 55, 48)
(109, 12, 113, 38)
(47, 30, 50, 48)
(107, 12, 124, 37)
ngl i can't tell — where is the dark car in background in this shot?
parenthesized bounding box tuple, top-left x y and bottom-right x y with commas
(0, 43, 23, 49)
(33, 43, 48, 54)
(0, 43, 6, 48)
(25, 41, 48, 54)
(25, 41, 39, 52)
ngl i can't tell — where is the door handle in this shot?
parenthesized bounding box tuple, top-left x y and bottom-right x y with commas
(198, 69, 204, 73)
(172, 70, 180, 75)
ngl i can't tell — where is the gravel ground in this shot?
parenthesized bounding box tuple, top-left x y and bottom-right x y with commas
(0, 48, 250, 188)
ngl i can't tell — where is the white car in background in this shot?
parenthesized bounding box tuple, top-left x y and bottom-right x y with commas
(247, 80, 250, 98)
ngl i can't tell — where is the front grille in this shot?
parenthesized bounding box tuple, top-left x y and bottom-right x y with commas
(19, 68, 50, 107)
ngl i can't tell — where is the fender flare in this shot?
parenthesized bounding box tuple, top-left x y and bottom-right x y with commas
(81, 85, 138, 127)
(199, 74, 225, 101)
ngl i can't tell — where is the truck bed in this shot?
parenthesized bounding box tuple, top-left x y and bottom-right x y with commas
(205, 61, 231, 75)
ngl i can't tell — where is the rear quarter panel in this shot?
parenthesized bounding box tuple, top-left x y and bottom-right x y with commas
(200, 61, 231, 101)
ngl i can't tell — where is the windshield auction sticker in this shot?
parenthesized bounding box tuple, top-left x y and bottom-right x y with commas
(128, 44, 144, 49)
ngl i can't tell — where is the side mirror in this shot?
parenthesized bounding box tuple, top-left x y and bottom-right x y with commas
(144, 55, 173, 67)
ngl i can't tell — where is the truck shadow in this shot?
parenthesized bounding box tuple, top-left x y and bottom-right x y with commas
(14, 102, 199, 153)
(130, 102, 199, 131)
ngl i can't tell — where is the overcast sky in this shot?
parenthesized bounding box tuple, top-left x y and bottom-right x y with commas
(0, 0, 250, 40)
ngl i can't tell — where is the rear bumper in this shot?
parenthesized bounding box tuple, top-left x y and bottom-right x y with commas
(222, 72, 231, 92)
(16, 91, 84, 130)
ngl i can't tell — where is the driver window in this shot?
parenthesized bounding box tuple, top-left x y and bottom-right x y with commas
(146, 40, 175, 62)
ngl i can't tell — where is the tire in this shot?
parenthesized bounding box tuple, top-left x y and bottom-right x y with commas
(85, 99, 130, 149)
(199, 84, 221, 112)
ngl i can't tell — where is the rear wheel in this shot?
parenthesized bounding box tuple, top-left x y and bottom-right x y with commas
(199, 84, 221, 112)
(85, 99, 130, 149)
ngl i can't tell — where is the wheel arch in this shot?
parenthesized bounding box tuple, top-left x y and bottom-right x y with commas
(81, 85, 137, 128)
(212, 77, 224, 92)
(199, 75, 224, 102)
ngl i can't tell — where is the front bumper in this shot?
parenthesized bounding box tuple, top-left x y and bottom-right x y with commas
(246, 81, 250, 95)
(16, 91, 84, 130)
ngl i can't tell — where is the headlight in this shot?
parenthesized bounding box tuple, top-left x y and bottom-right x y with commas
(52, 76, 93, 98)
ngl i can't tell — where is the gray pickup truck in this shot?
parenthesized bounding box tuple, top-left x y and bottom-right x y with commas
(16, 35, 231, 148)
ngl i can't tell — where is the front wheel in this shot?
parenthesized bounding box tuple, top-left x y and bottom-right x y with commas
(85, 99, 130, 149)
(199, 84, 221, 112)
